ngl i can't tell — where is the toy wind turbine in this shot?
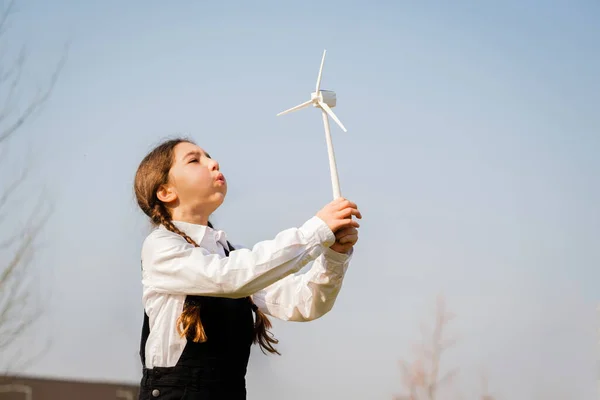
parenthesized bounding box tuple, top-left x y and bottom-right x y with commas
(277, 50, 347, 200)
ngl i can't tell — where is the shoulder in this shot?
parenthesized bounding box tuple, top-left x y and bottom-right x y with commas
(143, 225, 186, 246)
(141, 226, 193, 260)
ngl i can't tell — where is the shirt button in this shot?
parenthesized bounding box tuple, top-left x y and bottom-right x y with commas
(152, 389, 160, 397)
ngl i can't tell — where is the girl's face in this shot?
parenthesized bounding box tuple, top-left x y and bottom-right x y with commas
(158, 141, 227, 217)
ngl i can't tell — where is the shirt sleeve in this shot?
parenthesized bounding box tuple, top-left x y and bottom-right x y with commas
(250, 246, 353, 321)
(141, 216, 335, 298)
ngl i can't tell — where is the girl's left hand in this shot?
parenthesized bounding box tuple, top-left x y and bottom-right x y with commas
(330, 226, 358, 254)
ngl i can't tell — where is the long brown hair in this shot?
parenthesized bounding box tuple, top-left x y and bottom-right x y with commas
(134, 137, 279, 355)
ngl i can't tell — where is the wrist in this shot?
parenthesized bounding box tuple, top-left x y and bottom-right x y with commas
(329, 243, 352, 254)
(323, 246, 353, 263)
(303, 216, 335, 247)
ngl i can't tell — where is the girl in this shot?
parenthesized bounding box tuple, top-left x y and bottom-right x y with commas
(134, 138, 361, 399)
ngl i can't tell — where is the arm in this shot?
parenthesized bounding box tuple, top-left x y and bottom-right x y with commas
(141, 216, 335, 298)
(250, 246, 353, 321)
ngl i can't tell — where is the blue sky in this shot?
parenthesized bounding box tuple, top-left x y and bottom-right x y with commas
(3, 0, 599, 398)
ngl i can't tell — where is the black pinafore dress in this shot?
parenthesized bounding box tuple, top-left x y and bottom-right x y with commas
(138, 245, 255, 400)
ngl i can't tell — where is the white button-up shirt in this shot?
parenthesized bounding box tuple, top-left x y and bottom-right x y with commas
(141, 216, 353, 368)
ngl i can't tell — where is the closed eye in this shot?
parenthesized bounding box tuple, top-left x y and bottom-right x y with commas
(188, 158, 198, 163)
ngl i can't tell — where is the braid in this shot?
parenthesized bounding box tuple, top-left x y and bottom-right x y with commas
(247, 296, 280, 355)
(152, 203, 207, 343)
(226, 241, 280, 355)
(151, 203, 197, 246)
(151, 205, 280, 354)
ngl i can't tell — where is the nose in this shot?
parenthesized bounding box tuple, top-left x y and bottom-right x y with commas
(208, 158, 220, 171)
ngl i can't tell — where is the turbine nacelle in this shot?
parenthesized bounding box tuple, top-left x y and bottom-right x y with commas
(310, 90, 337, 108)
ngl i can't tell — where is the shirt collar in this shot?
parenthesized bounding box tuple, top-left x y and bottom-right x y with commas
(168, 220, 230, 250)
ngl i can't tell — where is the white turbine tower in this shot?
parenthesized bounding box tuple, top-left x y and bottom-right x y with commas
(277, 50, 347, 200)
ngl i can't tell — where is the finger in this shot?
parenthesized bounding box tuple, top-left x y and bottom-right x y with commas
(335, 218, 360, 230)
(336, 207, 352, 219)
(335, 227, 357, 239)
(335, 231, 352, 241)
(337, 199, 357, 211)
(337, 207, 362, 219)
(331, 197, 355, 208)
(337, 231, 358, 242)
(348, 207, 361, 219)
(335, 226, 357, 234)
(338, 234, 358, 244)
(333, 197, 347, 205)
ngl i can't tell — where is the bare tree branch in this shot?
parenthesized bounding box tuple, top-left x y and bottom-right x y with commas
(0, 185, 53, 370)
(480, 370, 495, 400)
(0, 0, 16, 37)
(0, 46, 67, 143)
(0, 0, 65, 374)
(394, 295, 459, 400)
(0, 161, 29, 229)
(393, 296, 502, 400)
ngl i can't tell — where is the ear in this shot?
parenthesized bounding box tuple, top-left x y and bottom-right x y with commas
(156, 183, 178, 204)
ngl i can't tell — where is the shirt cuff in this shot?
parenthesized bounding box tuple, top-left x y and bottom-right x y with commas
(300, 216, 335, 247)
(322, 246, 353, 263)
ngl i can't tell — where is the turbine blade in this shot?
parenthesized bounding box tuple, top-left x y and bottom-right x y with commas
(315, 49, 326, 93)
(276, 100, 313, 116)
(318, 100, 347, 132)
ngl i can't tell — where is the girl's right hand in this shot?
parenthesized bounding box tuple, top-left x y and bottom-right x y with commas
(316, 197, 362, 233)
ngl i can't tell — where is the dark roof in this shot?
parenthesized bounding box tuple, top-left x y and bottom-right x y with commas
(0, 375, 139, 400)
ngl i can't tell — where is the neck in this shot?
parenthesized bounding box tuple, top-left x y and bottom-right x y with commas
(170, 208, 210, 226)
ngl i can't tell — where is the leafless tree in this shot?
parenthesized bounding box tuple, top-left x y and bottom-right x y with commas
(393, 295, 460, 400)
(392, 295, 502, 400)
(394, 295, 498, 400)
(0, 0, 66, 374)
